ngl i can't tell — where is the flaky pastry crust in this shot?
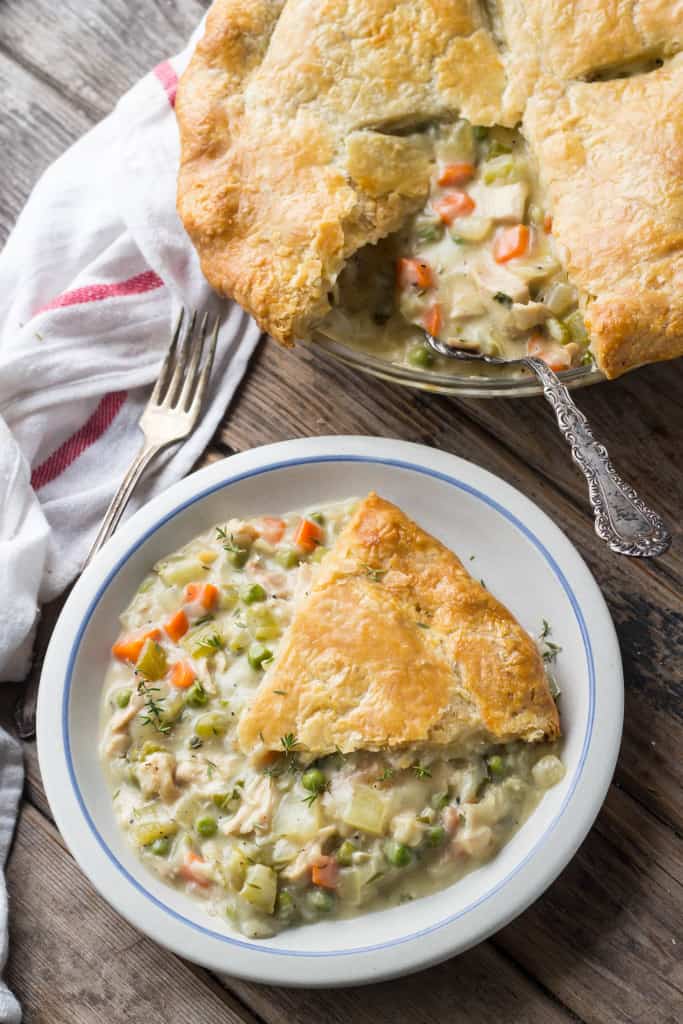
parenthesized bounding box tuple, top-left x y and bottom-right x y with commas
(524, 56, 683, 378)
(176, 0, 517, 346)
(238, 494, 560, 756)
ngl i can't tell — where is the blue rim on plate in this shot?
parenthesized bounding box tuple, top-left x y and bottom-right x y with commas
(61, 455, 596, 957)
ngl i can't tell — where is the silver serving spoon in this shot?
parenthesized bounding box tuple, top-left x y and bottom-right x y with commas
(424, 333, 671, 558)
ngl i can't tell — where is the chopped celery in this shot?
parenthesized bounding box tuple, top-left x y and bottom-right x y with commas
(194, 711, 230, 739)
(227, 848, 248, 890)
(228, 630, 250, 654)
(134, 819, 179, 847)
(309, 512, 325, 525)
(246, 606, 281, 642)
(226, 546, 249, 569)
(136, 576, 156, 595)
(450, 215, 492, 242)
(487, 138, 512, 159)
(342, 785, 388, 836)
(240, 864, 277, 914)
(157, 557, 206, 587)
(473, 125, 489, 141)
(139, 740, 166, 759)
(336, 840, 357, 866)
(482, 154, 522, 185)
(545, 317, 571, 345)
(413, 215, 444, 244)
(219, 586, 238, 611)
(248, 642, 272, 670)
(564, 310, 588, 343)
(311, 545, 328, 563)
(187, 631, 224, 658)
(135, 639, 167, 680)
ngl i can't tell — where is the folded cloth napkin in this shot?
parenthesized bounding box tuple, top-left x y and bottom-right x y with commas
(0, 24, 260, 1019)
(0, 30, 261, 683)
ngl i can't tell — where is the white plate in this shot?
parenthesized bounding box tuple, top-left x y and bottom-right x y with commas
(37, 437, 623, 987)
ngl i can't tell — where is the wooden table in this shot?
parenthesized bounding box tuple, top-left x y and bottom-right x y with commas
(2, 3, 681, 1021)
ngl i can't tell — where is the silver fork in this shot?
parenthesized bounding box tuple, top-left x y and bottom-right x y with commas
(16, 308, 219, 740)
(86, 308, 219, 563)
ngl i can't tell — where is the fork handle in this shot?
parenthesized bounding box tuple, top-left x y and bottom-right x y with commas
(85, 442, 162, 566)
(524, 356, 671, 557)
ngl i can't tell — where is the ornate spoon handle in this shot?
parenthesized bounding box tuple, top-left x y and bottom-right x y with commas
(524, 357, 671, 558)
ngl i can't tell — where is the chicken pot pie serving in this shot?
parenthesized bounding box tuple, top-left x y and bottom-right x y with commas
(101, 494, 564, 937)
(176, 0, 683, 380)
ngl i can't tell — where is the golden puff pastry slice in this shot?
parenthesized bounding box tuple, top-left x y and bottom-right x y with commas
(496, 0, 683, 88)
(176, 0, 519, 347)
(238, 493, 560, 757)
(524, 56, 683, 378)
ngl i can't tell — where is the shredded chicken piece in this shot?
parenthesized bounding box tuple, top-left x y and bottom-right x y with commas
(110, 692, 144, 732)
(280, 826, 337, 881)
(105, 732, 131, 758)
(223, 777, 274, 835)
(138, 752, 179, 803)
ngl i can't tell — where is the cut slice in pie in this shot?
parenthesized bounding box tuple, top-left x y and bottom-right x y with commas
(238, 493, 560, 757)
(177, 0, 683, 378)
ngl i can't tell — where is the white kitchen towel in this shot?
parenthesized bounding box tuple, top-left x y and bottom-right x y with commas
(0, 33, 262, 683)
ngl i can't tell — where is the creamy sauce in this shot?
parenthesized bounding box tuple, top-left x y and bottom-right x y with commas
(322, 121, 592, 377)
(100, 499, 564, 938)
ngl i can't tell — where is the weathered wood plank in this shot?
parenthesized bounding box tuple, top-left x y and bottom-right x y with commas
(0, 52, 94, 241)
(497, 783, 683, 1024)
(5, 801, 262, 1024)
(225, 943, 579, 1024)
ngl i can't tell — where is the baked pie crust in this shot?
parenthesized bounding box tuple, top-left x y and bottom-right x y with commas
(177, 0, 683, 377)
(238, 493, 560, 756)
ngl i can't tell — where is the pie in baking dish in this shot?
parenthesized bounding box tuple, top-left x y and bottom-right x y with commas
(238, 492, 560, 755)
(176, 0, 683, 379)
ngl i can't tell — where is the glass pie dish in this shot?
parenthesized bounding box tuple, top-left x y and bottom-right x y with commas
(312, 330, 604, 398)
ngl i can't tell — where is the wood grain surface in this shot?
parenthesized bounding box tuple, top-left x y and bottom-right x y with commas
(1, 2, 681, 1022)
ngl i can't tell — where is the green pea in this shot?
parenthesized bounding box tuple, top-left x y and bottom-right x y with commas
(276, 890, 296, 920)
(194, 712, 229, 739)
(425, 826, 446, 847)
(196, 815, 218, 837)
(307, 888, 334, 913)
(186, 681, 209, 707)
(431, 790, 450, 810)
(384, 840, 412, 868)
(473, 125, 489, 141)
(309, 512, 325, 525)
(336, 840, 356, 866)
(150, 836, 170, 856)
(487, 754, 505, 778)
(302, 768, 325, 793)
(115, 689, 131, 709)
(275, 547, 300, 569)
(241, 582, 267, 605)
(248, 642, 272, 670)
(407, 344, 434, 369)
(227, 547, 249, 569)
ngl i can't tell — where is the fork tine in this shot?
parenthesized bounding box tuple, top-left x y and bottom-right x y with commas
(178, 311, 209, 412)
(164, 309, 197, 407)
(188, 317, 220, 419)
(150, 308, 184, 404)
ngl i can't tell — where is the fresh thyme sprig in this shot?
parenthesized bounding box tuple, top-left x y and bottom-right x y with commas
(538, 619, 563, 663)
(413, 763, 432, 779)
(137, 680, 171, 734)
(215, 525, 242, 553)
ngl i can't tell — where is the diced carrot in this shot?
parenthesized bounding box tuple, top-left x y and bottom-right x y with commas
(543, 213, 553, 234)
(112, 629, 161, 663)
(423, 303, 443, 338)
(294, 517, 324, 552)
(258, 516, 286, 544)
(311, 856, 340, 890)
(493, 224, 530, 263)
(170, 660, 196, 690)
(184, 582, 219, 610)
(433, 191, 476, 224)
(397, 257, 433, 290)
(179, 851, 210, 887)
(164, 608, 189, 642)
(437, 162, 476, 187)
(527, 332, 571, 372)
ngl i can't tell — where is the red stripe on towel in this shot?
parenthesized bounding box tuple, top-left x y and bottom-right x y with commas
(31, 391, 128, 490)
(36, 270, 163, 316)
(153, 60, 178, 107)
